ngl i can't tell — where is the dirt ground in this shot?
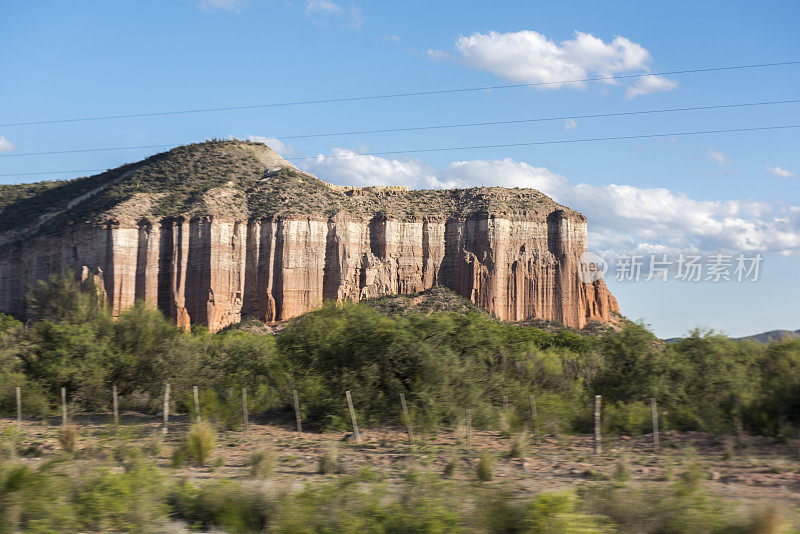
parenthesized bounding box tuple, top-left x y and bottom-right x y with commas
(3, 414, 800, 514)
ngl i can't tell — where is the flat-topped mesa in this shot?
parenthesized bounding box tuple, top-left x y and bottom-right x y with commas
(0, 140, 619, 331)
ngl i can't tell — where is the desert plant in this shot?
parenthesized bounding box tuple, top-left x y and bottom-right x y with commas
(58, 425, 77, 453)
(249, 448, 276, 479)
(317, 442, 342, 474)
(185, 423, 216, 466)
(746, 505, 790, 534)
(171, 445, 188, 468)
(442, 452, 459, 478)
(508, 430, 529, 458)
(476, 453, 494, 482)
(613, 458, 631, 483)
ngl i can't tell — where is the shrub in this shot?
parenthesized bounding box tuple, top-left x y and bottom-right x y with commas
(613, 458, 630, 483)
(170, 445, 188, 469)
(476, 453, 494, 482)
(168, 478, 274, 532)
(508, 430, 529, 458)
(185, 423, 216, 466)
(442, 453, 459, 478)
(317, 442, 342, 474)
(58, 425, 77, 453)
(524, 492, 612, 533)
(249, 448, 276, 479)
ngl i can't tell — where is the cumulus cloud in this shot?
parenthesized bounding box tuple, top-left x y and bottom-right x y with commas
(303, 148, 444, 188)
(197, 0, 248, 12)
(707, 147, 731, 169)
(563, 118, 578, 131)
(227, 135, 294, 156)
(0, 136, 16, 153)
(305, 0, 363, 29)
(625, 74, 679, 99)
(766, 165, 796, 179)
(298, 148, 800, 256)
(431, 30, 677, 98)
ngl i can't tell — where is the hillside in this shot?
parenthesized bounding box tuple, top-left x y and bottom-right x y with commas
(665, 329, 800, 344)
(0, 140, 618, 332)
(0, 140, 576, 248)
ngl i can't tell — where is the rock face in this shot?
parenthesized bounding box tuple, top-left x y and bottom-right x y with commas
(0, 141, 619, 331)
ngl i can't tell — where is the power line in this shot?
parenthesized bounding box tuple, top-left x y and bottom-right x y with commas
(2, 98, 798, 159)
(0, 169, 106, 177)
(0, 144, 175, 158)
(285, 124, 800, 161)
(2, 123, 797, 178)
(278, 98, 800, 139)
(2, 60, 799, 128)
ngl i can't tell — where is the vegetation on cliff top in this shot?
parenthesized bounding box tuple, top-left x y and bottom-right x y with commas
(0, 140, 577, 245)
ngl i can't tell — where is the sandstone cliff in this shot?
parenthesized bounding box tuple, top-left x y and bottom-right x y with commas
(0, 140, 619, 331)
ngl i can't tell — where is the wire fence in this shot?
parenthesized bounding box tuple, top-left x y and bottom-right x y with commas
(8, 383, 737, 457)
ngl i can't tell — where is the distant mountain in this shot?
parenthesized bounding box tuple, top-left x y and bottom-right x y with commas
(665, 329, 800, 344)
(737, 329, 800, 344)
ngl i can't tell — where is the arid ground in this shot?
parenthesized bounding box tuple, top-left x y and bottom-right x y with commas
(5, 414, 799, 516)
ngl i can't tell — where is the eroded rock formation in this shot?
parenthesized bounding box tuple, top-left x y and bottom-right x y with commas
(0, 141, 619, 331)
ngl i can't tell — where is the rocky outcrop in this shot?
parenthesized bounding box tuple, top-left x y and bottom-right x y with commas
(0, 141, 619, 331)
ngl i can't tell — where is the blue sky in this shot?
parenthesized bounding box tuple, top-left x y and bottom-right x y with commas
(1, 0, 798, 338)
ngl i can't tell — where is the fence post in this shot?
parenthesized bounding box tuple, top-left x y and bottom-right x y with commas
(594, 395, 602, 455)
(399, 393, 414, 443)
(15, 386, 21, 429)
(529, 395, 541, 446)
(292, 389, 302, 437)
(61, 387, 68, 426)
(345, 390, 360, 443)
(193, 386, 201, 424)
(241, 387, 249, 436)
(650, 397, 660, 453)
(162, 383, 170, 436)
(112, 385, 119, 426)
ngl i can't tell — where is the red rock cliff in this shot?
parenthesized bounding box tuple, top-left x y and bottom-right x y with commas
(0, 141, 619, 331)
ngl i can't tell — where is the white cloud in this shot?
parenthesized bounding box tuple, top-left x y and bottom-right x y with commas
(707, 147, 731, 168)
(298, 148, 800, 256)
(0, 136, 16, 153)
(563, 118, 578, 131)
(227, 135, 294, 156)
(625, 75, 679, 99)
(440, 158, 569, 192)
(382, 35, 400, 42)
(433, 30, 676, 97)
(303, 148, 444, 188)
(304, 0, 363, 29)
(766, 165, 796, 179)
(305, 0, 342, 15)
(198, 0, 248, 12)
(426, 48, 451, 60)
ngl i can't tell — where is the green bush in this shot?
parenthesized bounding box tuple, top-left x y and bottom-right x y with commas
(185, 423, 216, 466)
(508, 430, 529, 458)
(5, 276, 800, 441)
(476, 453, 494, 482)
(0, 459, 166, 533)
(0, 453, 792, 533)
(58, 425, 78, 453)
(318, 442, 342, 474)
(248, 448, 276, 479)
